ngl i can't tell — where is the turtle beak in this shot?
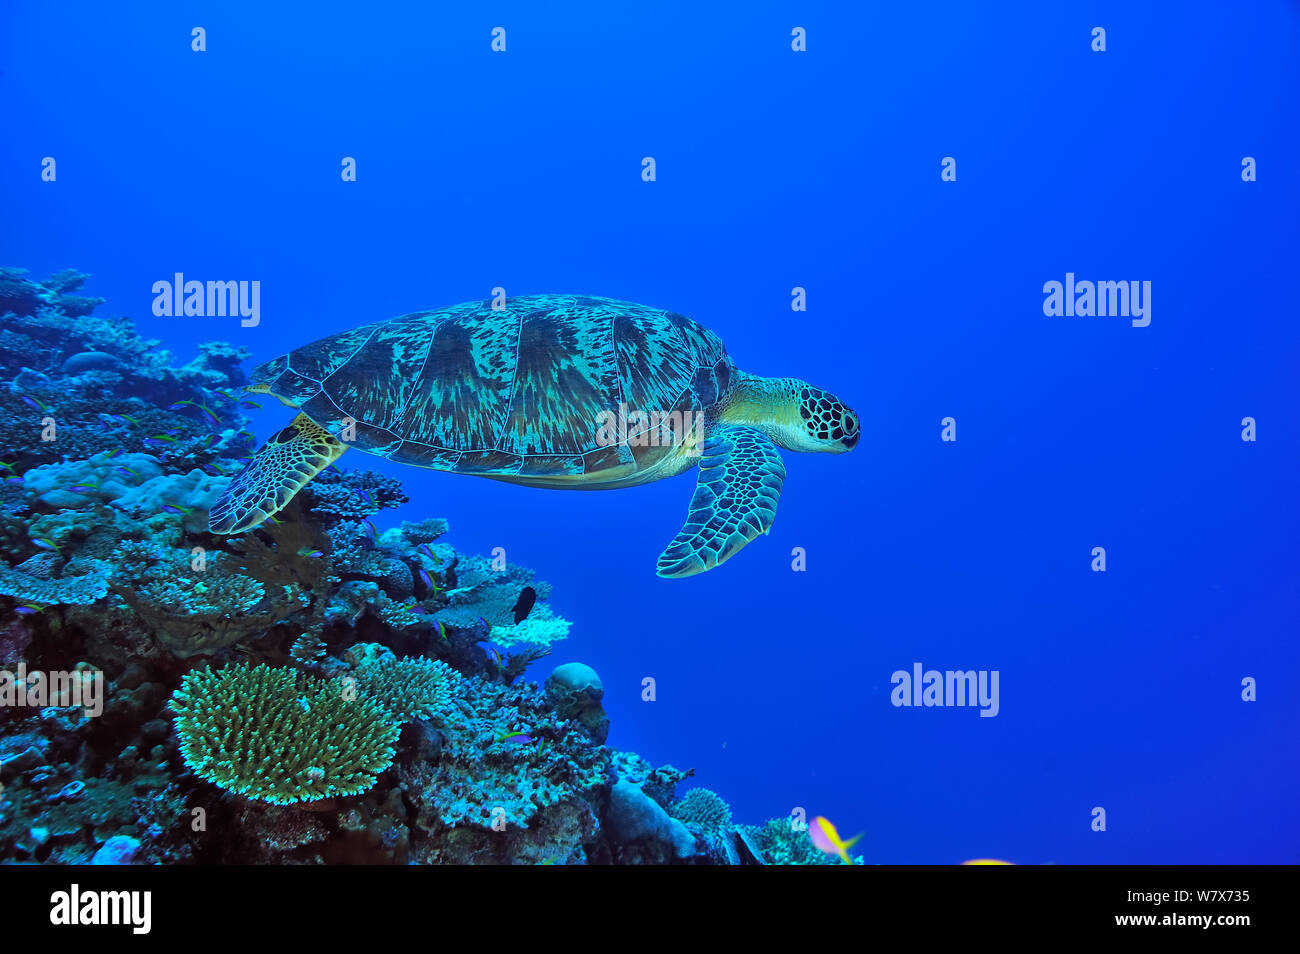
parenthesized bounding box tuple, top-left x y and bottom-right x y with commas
(840, 432, 859, 451)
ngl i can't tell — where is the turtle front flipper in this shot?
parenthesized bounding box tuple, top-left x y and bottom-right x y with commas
(656, 424, 786, 578)
(208, 413, 348, 533)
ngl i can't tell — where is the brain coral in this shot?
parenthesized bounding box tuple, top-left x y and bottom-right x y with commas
(170, 664, 400, 805)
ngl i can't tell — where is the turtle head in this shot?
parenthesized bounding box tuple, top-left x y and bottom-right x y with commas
(788, 380, 859, 453)
(725, 374, 859, 454)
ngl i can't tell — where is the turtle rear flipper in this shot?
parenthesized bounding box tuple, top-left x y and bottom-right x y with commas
(656, 424, 786, 578)
(209, 413, 348, 533)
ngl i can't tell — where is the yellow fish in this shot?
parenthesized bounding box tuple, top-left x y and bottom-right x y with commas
(810, 816, 862, 865)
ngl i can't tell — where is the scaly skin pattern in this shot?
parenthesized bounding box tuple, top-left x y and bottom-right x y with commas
(655, 424, 786, 578)
(209, 413, 348, 533)
(251, 294, 733, 486)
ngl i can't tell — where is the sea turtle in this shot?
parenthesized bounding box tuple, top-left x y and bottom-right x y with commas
(208, 295, 858, 577)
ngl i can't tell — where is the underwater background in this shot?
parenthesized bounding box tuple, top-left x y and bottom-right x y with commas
(2, 0, 1298, 863)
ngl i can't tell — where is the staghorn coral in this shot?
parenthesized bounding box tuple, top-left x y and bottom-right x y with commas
(350, 655, 460, 723)
(171, 663, 400, 805)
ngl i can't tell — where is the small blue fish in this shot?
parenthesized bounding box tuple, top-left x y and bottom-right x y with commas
(364, 520, 379, 543)
(297, 547, 324, 558)
(105, 448, 122, 460)
(354, 489, 373, 505)
(31, 536, 60, 553)
(115, 466, 138, 478)
(20, 395, 49, 412)
(160, 504, 191, 516)
(417, 568, 433, 589)
(116, 414, 140, 426)
(68, 483, 99, 493)
(505, 733, 536, 745)
(166, 401, 191, 411)
(239, 400, 262, 410)
(15, 604, 44, 616)
(418, 544, 436, 560)
(266, 514, 283, 526)
(434, 620, 448, 640)
(3, 475, 23, 484)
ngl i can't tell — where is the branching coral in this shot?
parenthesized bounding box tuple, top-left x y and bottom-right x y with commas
(170, 663, 400, 805)
(304, 468, 408, 523)
(670, 788, 733, 832)
(432, 552, 570, 649)
(350, 655, 460, 723)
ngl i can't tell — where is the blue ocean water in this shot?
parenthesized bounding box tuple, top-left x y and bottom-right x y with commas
(3, 0, 1297, 863)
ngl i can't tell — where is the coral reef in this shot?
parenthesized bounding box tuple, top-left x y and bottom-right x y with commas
(0, 272, 811, 865)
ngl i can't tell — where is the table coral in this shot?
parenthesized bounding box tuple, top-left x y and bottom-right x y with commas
(350, 655, 460, 723)
(171, 664, 400, 805)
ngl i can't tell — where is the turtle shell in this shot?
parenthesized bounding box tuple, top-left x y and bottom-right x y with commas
(252, 295, 734, 478)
